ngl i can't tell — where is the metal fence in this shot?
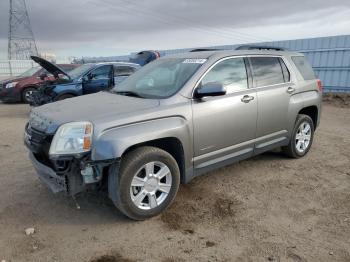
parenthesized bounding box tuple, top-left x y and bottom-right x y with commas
(0, 60, 38, 78)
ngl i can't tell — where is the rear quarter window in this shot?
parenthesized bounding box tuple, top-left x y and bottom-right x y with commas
(291, 56, 316, 80)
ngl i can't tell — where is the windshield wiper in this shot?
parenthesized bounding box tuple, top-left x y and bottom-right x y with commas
(114, 90, 144, 98)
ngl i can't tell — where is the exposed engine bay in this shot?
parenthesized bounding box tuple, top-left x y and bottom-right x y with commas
(29, 77, 71, 106)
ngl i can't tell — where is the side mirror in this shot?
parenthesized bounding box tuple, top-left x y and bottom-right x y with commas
(39, 72, 48, 80)
(195, 82, 226, 98)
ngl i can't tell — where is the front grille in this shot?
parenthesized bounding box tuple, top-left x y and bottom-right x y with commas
(25, 123, 53, 167)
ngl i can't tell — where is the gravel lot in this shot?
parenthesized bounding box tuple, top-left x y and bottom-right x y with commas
(0, 101, 349, 262)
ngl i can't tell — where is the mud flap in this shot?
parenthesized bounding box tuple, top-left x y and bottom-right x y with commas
(108, 162, 120, 204)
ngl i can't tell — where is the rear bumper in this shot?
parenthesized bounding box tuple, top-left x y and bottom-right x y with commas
(29, 152, 67, 193)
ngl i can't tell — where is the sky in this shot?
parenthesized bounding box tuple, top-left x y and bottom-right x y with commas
(0, 0, 350, 59)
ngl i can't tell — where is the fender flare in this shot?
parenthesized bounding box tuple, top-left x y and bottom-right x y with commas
(287, 91, 320, 134)
(54, 91, 79, 100)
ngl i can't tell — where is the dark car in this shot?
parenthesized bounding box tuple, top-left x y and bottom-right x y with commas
(0, 64, 78, 103)
(129, 50, 160, 66)
(29, 56, 140, 106)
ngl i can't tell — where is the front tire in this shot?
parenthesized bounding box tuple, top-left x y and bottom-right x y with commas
(22, 87, 36, 103)
(109, 146, 180, 220)
(283, 114, 314, 158)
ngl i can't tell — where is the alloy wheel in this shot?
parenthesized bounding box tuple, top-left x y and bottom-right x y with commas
(295, 121, 312, 154)
(130, 161, 172, 210)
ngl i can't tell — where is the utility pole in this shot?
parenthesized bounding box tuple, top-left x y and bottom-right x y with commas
(8, 0, 38, 60)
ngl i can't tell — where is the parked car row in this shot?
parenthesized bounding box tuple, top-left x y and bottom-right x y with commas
(24, 46, 322, 220)
(0, 63, 78, 103)
(0, 50, 160, 105)
(29, 56, 140, 106)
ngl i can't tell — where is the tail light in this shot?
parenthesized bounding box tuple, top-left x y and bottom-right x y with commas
(316, 79, 323, 92)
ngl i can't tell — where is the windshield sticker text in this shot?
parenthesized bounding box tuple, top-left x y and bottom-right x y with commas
(182, 59, 207, 64)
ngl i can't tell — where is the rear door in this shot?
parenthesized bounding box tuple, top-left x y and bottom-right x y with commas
(248, 56, 293, 153)
(83, 65, 113, 94)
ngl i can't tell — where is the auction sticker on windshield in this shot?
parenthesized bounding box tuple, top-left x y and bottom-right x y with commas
(182, 59, 207, 64)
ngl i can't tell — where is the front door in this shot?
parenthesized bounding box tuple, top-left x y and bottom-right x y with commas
(83, 65, 113, 94)
(192, 57, 257, 172)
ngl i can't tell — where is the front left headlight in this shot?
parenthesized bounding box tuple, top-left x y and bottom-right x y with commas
(49, 121, 93, 156)
(5, 82, 18, 89)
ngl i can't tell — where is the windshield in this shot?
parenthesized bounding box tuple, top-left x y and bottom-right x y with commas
(112, 58, 205, 98)
(20, 66, 40, 77)
(68, 64, 94, 79)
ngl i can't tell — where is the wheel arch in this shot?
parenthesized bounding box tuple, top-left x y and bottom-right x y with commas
(298, 105, 318, 130)
(54, 91, 78, 100)
(21, 85, 38, 101)
(122, 137, 186, 183)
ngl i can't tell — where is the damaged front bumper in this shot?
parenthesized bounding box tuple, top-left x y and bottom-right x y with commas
(29, 152, 67, 193)
(28, 151, 117, 196)
(29, 90, 53, 106)
(25, 121, 117, 196)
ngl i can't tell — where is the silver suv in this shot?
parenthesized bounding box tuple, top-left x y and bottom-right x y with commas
(24, 47, 322, 220)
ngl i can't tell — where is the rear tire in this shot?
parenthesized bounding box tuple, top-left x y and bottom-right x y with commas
(109, 146, 180, 220)
(282, 114, 314, 158)
(22, 87, 36, 103)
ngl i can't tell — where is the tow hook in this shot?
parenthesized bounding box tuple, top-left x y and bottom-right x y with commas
(72, 195, 81, 210)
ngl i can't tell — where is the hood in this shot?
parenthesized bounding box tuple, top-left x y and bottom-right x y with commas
(0, 76, 18, 85)
(31, 91, 160, 134)
(31, 56, 71, 80)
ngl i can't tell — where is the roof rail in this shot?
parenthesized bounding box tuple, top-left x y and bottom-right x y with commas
(190, 48, 221, 52)
(235, 45, 286, 51)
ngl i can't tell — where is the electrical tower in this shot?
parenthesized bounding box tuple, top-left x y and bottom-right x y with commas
(8, 0, 38, 60)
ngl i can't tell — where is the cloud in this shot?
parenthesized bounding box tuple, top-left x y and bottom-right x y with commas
(0, 0, 349, 58)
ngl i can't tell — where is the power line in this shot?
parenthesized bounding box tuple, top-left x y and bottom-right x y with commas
(120, 0, 272, 43)
(89, 0, 265, 44)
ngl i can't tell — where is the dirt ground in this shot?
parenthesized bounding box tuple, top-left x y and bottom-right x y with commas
(0, 100, 349, 262)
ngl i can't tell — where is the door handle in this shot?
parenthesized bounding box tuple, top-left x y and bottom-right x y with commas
(287, 87, 295, 94)
(241, 95, 254, 103)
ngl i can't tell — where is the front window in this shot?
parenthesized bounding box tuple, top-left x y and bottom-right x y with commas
(88, 65, 112, 80)
(20, 66, 41, 77)
(114, 66, 136, 76)
(112, 58, 205, 98)
(68, 64, 94, 79)
(201, 58, 248, 93)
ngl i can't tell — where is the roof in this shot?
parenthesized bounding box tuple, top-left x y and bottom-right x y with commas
(165, 49, 302, 60)
(89, 61, 141, 67)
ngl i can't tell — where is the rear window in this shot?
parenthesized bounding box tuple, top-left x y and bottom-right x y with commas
(291, 56, 315, 80)
(250, 57, 286, 87)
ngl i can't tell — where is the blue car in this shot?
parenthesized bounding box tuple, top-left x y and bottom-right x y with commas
(29, 56, 140, 106)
